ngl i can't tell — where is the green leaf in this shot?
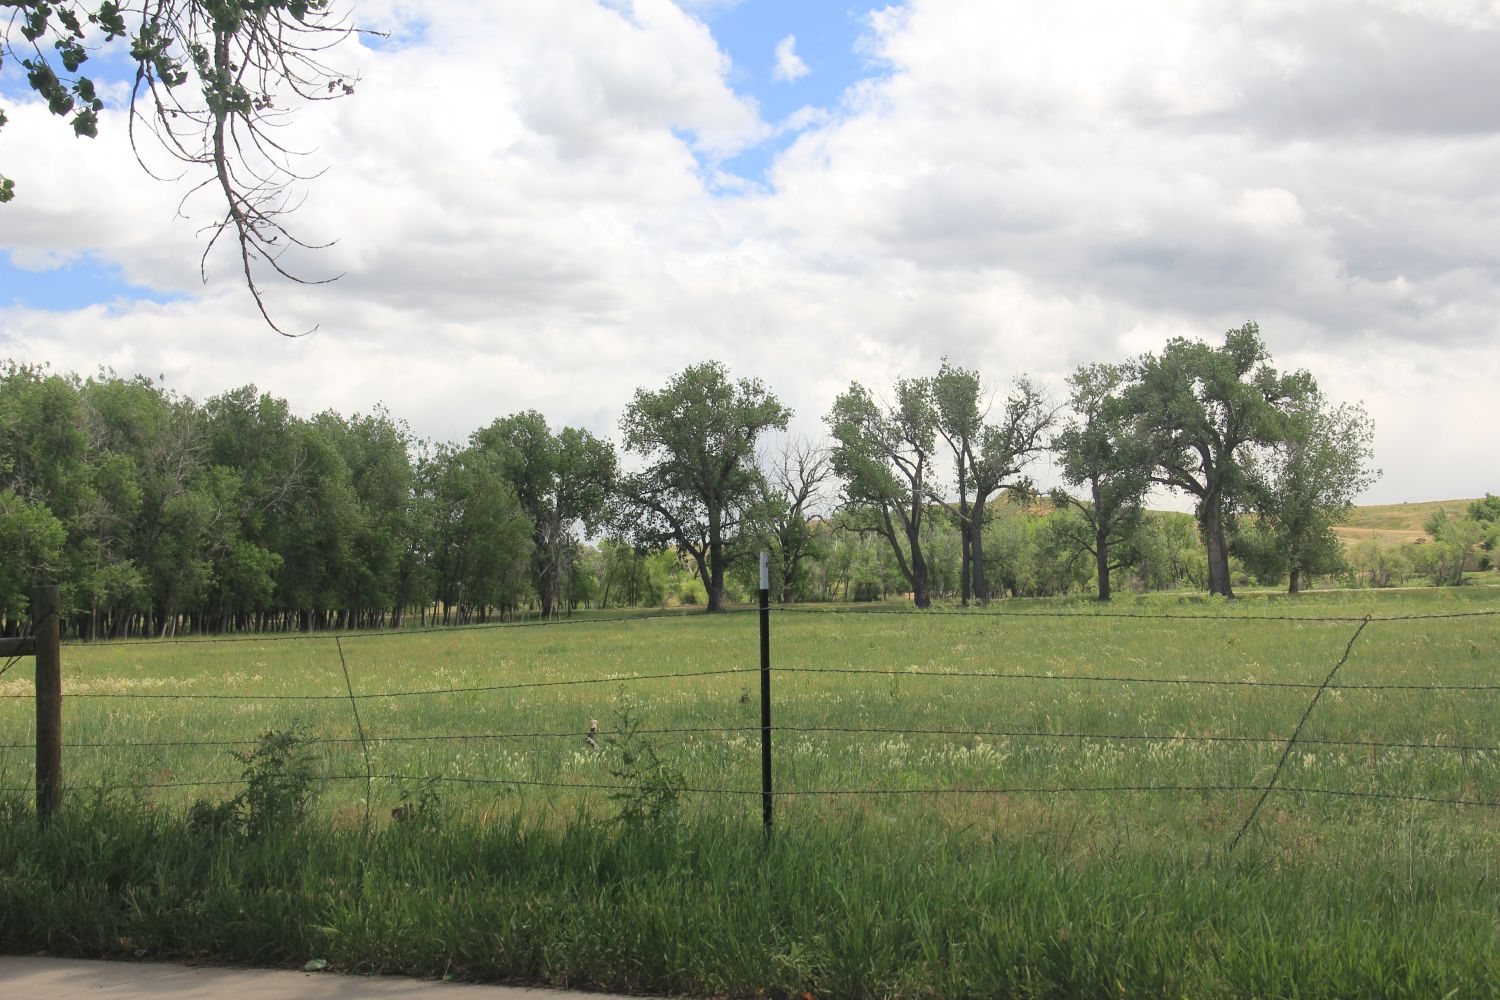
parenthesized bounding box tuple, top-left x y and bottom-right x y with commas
(0, 177, 14, 204)
(56, 38, 88, 73)
(20, 4, 52, 43)
(96, 2, 127, 39)
(71, 107, 98, 138)
(57, 7, 83, 37)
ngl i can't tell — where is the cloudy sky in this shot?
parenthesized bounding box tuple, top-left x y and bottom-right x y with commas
(2, 0, 1497, 504)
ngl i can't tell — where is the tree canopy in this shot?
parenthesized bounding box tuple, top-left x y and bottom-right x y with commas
(1050, 362, 1152, 601)
(1, 1, 363, 333)
(616, 362, 790, 613)
(1121, 323, 1318, 597)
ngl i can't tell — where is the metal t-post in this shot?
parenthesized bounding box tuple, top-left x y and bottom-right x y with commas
(34, 585, 61, 826)
(759, 551, 772, 835)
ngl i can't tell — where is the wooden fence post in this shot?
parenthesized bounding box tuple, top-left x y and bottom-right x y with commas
(33, 585, 61, 826)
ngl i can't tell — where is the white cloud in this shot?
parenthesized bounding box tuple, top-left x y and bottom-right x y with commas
(4, 0, 1500, 505)
(773, 34, 810, 82)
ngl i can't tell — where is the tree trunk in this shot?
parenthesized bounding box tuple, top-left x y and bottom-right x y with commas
(970, 515, 990, 605)
(706, 508, 726, 611)
(958, 496, 972, 605)
(1095, 541, 1112, 601)
(909, 527, 931, 608)
(1202, 499, 1234, 598)
(1288, 567, 1301, 594)
(708, 557, 725, 612)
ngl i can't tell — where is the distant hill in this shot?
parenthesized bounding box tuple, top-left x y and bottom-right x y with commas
(1333, 498, 1480, 549)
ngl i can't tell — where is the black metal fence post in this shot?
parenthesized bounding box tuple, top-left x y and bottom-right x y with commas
(759, 551, 773, 835)
(33, 585, 62, 826)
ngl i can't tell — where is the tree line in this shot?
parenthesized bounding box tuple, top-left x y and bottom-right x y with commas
(1, 323, 1401, 636)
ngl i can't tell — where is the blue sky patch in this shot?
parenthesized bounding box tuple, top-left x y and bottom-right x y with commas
(0, 252, 183, 311)
(697, 0, 899, 186)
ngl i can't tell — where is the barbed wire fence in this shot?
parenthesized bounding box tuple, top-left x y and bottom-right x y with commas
(0, 583, 1497, 849)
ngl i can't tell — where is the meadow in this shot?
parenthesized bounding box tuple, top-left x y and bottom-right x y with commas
(2, 586, 1499, 998)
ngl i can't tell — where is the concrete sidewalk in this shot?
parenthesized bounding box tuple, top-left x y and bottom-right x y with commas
(0, 957, 662, 1000)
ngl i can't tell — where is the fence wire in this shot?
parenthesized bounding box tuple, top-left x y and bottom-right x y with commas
(1, 602, 1496, 848)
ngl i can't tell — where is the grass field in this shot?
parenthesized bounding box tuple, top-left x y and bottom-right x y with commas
(2, 586, 1499, 997)
(1333, 497, 1481, 549)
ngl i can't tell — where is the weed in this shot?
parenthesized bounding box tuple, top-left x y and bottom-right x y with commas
(605, 698, 685, 830)
(391, 778, 443, 832)
(188, 728, 318, 840)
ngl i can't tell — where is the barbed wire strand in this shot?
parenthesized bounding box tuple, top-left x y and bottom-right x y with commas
(771, 605, 1500, 624)
(0, 667, 759, 701)
(770, 725, 1500, 755)
(770, 783, 1500, 808)
(1230, 616, 1373, 851)
(32, 603, 1500, 651)
(61, 607, 763, 649)
(0, 725, 760, 751)
(774, 665, 1500, 692)
(4, 723, 1493, 757)
(0, 610, 48, 683)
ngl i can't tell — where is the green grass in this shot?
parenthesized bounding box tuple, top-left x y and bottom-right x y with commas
(2, 587, 1500, 997)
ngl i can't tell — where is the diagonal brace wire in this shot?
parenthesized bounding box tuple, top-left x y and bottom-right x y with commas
(1230, 616, 1372, 850)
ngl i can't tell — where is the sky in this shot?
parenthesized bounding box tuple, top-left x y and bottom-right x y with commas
(2, 0, 1497, 506)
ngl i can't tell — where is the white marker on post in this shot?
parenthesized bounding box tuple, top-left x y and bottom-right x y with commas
(759, 551, 769, 591)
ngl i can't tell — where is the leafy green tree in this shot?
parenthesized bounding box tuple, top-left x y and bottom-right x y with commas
(1, 1, 363, 332)
(1128, 511, 1203, 592)
(1467, 494, 1500, 570)
(618, 362, 790, 613)
(1242, 394, 1378, 593)
(1122, 323, 1317, 597)
(473, 412, 617, 619)
(425, 444, 531, 623)
(1051, 363, 1152, 601)
(827, 378, 939, 607)
(933, 363, 1054, 605)
(0, 489, 66, 623)
(1420, 510, 1486, 586)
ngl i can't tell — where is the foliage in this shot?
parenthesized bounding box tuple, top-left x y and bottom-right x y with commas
(0, 1, 365, 333)
(1419, 510, 1487, 586)
(1121, 323, 1319, 597)
(616, 362, 790, 612)
(933, 360, 1054, 604)
(826, 377, 940, 607)
(471, 412, 616, 618)
(605, 699, 685, 830)
(187, 728, 318, 839)
(1241, 393, 1378, 593)
(1051, 362, 1152, 600)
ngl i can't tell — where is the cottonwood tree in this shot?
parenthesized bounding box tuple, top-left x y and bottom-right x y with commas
(617, 362, 790, 613)
(1242, 393, 1377, 593)
(932, 361, 1055, 604)
(1121, 323, 1316, 598)
(1, 1, 364, 334)
(932, 361, 980, 604)
(1050, 363, 1152, 601)
(472, 412, 617, 619)
(758, 436, 833, 603)
(826, 378, 940, 608)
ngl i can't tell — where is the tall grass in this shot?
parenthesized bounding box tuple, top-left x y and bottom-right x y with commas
(1, 796, 1497, 998)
